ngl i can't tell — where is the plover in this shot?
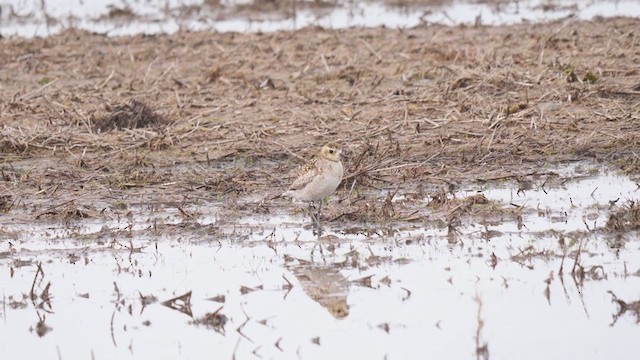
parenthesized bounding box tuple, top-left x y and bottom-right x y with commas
(283, 142, 343, 236)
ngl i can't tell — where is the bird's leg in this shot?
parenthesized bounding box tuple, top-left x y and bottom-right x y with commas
(316, 201, 323, 238)
(308, 201, 319, 237)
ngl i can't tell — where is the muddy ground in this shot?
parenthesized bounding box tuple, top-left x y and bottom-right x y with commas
(0, 16, 639, 226)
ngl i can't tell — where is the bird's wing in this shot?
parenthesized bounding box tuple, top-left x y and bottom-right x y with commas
(288, 157, 319, 191)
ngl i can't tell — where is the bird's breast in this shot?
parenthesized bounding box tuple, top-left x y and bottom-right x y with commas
(296, 160, 343, 201)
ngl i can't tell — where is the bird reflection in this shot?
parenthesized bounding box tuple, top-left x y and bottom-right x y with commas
(287, 264, 350, 319)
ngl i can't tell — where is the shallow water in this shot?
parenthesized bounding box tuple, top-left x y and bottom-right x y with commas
(1, 165, 640, 359)
(1, 0, 639, 37)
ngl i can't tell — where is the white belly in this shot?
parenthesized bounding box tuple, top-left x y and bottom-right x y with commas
(288, 161, 343, 202)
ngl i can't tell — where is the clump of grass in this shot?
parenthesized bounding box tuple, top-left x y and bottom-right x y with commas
(582, 71, 597, 83)
(93, 100, 167, 132)
(35, 204, 94, 220)
(37, 77, 54, 85)
(605, 201, 640, 232)
(563, 64, 577, 83)
(0, 195, 14, 212)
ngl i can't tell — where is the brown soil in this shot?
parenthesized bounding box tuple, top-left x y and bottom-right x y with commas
(0, 17, 639, 222)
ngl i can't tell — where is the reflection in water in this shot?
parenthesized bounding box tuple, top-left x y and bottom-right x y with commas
(161, 291, 194, 318)
(28, 263, 54, 337)
(1, 168, 640, 359)
(609, 291, 640, 326)
(33, 313, 53, 338)
(191, 307, 228, 335)
(288, 263, 350, 319)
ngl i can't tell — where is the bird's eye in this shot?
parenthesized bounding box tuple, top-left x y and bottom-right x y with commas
(329, 149, 335, 154)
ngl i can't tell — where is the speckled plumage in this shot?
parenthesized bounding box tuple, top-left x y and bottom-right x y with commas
(283, 143, 343, 202)
(283, 143, 343, 238)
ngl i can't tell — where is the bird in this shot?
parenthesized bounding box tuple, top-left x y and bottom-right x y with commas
(282, 142, 343, 237)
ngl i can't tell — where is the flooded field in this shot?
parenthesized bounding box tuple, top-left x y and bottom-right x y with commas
(1, 0, 640, 358)
(2, 163, 640, 359)
(2, 0, 640, 36)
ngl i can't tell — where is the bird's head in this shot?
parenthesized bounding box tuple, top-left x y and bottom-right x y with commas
(319, 142, 342, 161)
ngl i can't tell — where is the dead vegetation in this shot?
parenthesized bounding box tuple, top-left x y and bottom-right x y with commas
(609, 291, 640, 326)
(0, 17, 639, 223)
(605, 201, 640, 233)
(0, 194, 14, 212)
(93, 99, 167, 132)
(191, 307, 228, 334)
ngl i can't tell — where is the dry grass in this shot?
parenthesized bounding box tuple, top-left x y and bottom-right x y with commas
(0, 17, 639, 218)
(605, 201, 640, 232)
(93, 99, 167, 132)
